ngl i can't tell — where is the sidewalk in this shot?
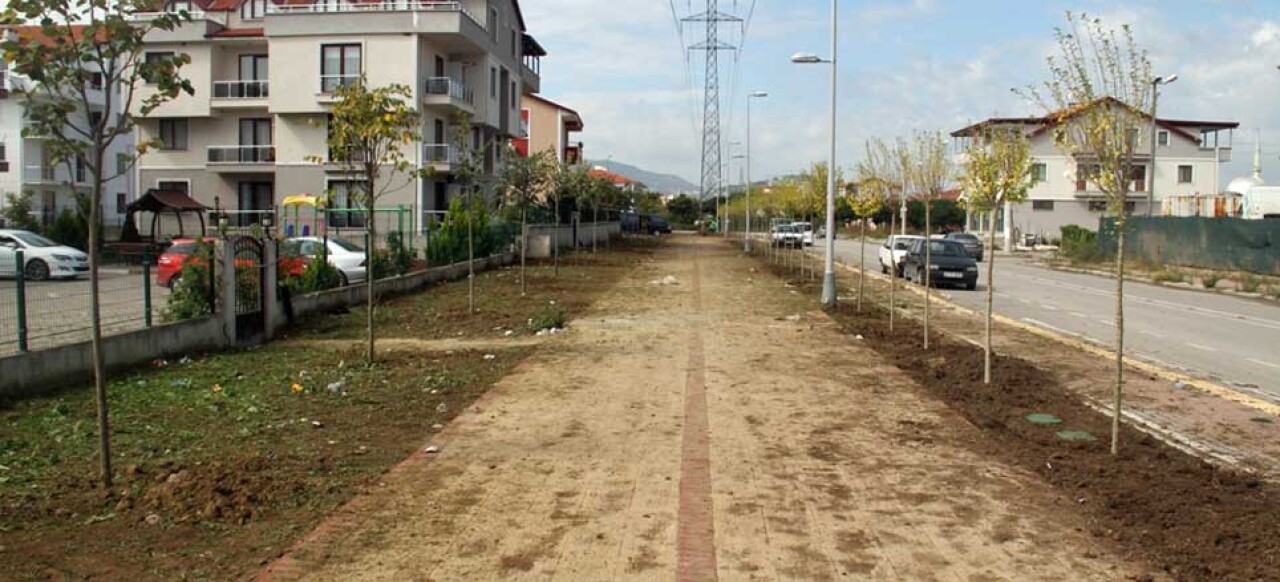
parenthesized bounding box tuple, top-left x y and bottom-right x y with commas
(260, 236, 1138, 580)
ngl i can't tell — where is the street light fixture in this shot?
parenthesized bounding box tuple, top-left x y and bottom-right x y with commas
(791, 0, 839, 307)
(1148, 74, 1178, 216)
(745, 91, 768, 253)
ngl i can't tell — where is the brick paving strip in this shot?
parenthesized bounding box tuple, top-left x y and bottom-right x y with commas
(256, 236, 1152, 580)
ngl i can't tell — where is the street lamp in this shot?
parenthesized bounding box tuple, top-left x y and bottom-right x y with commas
(745, 91, 768, 253)
(1148, 74, 1178, 216)
(791, 0, 839, 307)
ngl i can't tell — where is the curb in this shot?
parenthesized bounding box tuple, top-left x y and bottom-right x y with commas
(824, 256, 1280, 418)
(1033, 261, 1280, 306)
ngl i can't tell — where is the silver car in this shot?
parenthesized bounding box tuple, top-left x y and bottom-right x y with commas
(286, 236, 368, 286)
(0, 229, 90, 281)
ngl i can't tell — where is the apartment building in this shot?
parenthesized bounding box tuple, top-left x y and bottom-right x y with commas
(514, 93, 583, 165)
(131, 0, 543, 228)
(951, 98, 1238, 241)
(0, 27, 137, 231)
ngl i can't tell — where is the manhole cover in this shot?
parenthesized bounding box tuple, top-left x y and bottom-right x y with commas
(1056, 430, 1097, 442)
(1026, 413, 1063, 426)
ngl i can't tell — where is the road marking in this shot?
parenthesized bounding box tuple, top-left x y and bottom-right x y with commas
(1017, 298, 1031, 304)
(1040, 304, 1059, 311)
(1246, 358, 1280, 370)
(1096, 319, 1115, 327)
(1069, 312, 1088, 319)
(1186, 343, 1219, 353)
(1138, 330, 1161, 336)
(1021, 317, 1080, 338)
(677, 249, 717, 582)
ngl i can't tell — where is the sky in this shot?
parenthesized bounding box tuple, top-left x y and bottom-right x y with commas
(521, 0, 1280, 191)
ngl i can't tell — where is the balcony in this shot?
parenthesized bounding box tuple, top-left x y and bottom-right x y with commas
(24, 165, 87, 186)
(422, 144, 459, 172)
(267, 0, 479, 21)
(423, 77, 474, 112)
(212, 80, 269, 108)
(207, 145, 276, 172)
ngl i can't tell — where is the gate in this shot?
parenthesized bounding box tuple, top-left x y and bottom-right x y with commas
(232, 235, 266, 342)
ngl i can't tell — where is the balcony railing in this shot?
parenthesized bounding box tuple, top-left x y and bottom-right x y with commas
(213, 80, 269, 99)
(266, 0, 480, 24)
(422, 144, 459, 166)
(208, 145, 276, 164)
(24, 165, 87, 184)
(424, 77, 473, 105)
(320, 74, 360, 94)
(132, 10, 227, 25)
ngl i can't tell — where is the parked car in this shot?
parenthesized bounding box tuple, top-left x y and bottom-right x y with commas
(771, 224, 805, 247)
(792, 222, 815, 246)
(0, 229, 89, 281)
(287, 236, 368, 287)
(878, 234, 923, 277)
(944, 232, 984, 261)
(648, 214, 672, 235)
(158, 237, 309, 288)
(902, 238, 979, 290)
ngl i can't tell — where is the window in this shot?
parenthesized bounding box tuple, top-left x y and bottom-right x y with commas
(89, 110, 103, 127)
(116, 193, 127, 215)
(321, 44, 361, 93)
(510, 29, 517, 58)
(1075, 164, 1099, 191)
(157, 180, 188, 194)
(116, 152, 129, 175)
(75, 155, 86, 183)
(327, 181, 367, 228)
(0, 142, 7, 172)
(1031, 200, 1055, 211)
(1127, 128, 1140, 149)
(1030, 163, 1047, 183)
(159, 119, 188, 150)
(167, 0, 192, 13)
(144, 51, 174, 66)
(489, 7, 499, 41)
(1131, 165, 1147, 192)
(1178, 165, 1193, 183)
(490, 67, 496, 98)
(1124, 201, 1136, 214)
(240, 0, 266, 20)
(1087, 200, 1107, 212)
(89, 72, 104, 90)
(236, 181, 273, 226)
(1157, 130, 1170, 147)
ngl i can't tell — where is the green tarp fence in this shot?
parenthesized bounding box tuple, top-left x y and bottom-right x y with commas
(1098, 216, 1280, 275)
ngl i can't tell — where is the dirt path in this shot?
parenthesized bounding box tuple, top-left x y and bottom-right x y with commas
(261, 236, 1142, 580)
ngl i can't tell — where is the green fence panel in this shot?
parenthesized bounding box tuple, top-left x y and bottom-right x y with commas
(1098, 216, 1280, 275)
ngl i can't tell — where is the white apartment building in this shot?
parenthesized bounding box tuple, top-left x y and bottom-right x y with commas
(131, 0, 542, 229)
(0, 27, 138, 232)
(951, 98, 1238, 241)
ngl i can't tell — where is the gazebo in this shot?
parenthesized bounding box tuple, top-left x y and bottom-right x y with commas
(123, 189, 211, 242)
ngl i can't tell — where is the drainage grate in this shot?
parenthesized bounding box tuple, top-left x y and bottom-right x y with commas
(1056, 429, 1097, 442)
(1026, 413, 1063, 426)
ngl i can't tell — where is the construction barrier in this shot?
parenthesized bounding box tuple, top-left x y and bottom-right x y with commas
(1098, 216, 1280, 275)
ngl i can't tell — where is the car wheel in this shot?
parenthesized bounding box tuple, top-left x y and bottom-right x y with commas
(881, 263, 888, 275)
(338, 271, 350, 287)
(917, 268, 927, 286)
(24, 259, 50, 281)
(166, 274, 180, 290)
(966, 281, 977, 291)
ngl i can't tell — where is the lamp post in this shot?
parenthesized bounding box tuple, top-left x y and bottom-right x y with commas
(745, 91, 768, 252)
(791, 0, 839, 307)
(1148, 74, 1178, 216)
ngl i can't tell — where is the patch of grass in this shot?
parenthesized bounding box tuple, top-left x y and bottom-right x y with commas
(1201, 274, 1221, 289)
(527, 305, 568, 332)
(1151, 268, 1185, 285)
(1240, 274, 1263, 293)
(1267, 286, 1280, 301)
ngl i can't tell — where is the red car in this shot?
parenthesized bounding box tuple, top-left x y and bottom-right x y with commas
(157, 238, 307, 288)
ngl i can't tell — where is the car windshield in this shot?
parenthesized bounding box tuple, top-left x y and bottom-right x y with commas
(167, 243, 197, 255)
(331, 238, 364, 253)
(11, 232, 60, 248)
(928, 241, 967, 256)
(950, 233, 978, 241)
(776, 226, 795, 233)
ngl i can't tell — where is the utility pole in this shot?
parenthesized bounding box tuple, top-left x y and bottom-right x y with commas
(684, 1, 740, 227)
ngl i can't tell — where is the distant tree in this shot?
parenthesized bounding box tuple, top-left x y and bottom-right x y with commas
(854, 142, 891, 312)
(908, 131, 953, 350)
(958, 128, 1033, 384)
(0, 0, 192, 488)
(499, 147, 555, 295)
(666, 194, 699, 225)
(318, 79, 426, 363)
(1023, 11, 1153, 455)
(2, 191, 41, 232)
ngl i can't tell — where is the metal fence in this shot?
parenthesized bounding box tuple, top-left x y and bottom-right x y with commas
(1098, 216, 1280, 275)
(0, 251, 166, 358)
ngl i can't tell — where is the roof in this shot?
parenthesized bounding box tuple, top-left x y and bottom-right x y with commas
(4, 24, 106, 46)
(526, 94, 584, 130)
(126, 189, 210, 214)
(952, 97, 1239, 143)
(209, 27, 265, 38)
(522, 33, 547, 57)
(588, 168, 638, 186)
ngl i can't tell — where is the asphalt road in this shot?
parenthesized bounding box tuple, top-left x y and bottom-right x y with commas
(830, 237, 1280, 402)
(0, 270, 169, 357)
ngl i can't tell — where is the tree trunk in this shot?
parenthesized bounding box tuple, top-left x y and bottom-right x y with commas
(857, 218, 866, 312)
(366, 201, 376, 364)
(520, 205, 527, 296)
(592, 203, 598, 253)
(888, 207, 897, 333)
(923, 198, 932, 350)
(985, 208, 996, 384)
(1111, 220, 1127, 455)
(553, 193, 559, 277)
(89, 149, 111, 488)
(467, 190, 475, 315)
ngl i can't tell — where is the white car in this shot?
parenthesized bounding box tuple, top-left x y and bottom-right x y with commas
(0, 229, 89, 281)
(792, 222, 815, 247)
(286, 236, 368, 286)
(878, 234, 923, 277)
(770, 224, 805, 247)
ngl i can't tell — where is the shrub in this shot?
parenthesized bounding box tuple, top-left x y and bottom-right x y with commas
(425, 197, 513, 266)
(1, 191, 42, 232)
(46, 207, 86, 249)
(292, 256, 341, 294)
(1152, 268, 1185, 284)
(1059, 224, 1104, 263)
(1201, 274, 1220, 289)
(1240, 274, 1263, 293)
(163, 241, 216, 322)
(385, 231, 413, 276)
(527, 305, 566, 332)
(1267, 286, 1280, 301)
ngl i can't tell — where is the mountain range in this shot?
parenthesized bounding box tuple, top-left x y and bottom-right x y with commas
(586, 160, 699, 195)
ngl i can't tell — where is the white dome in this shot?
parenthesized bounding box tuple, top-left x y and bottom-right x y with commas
(1226, 175, 1265, 196)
